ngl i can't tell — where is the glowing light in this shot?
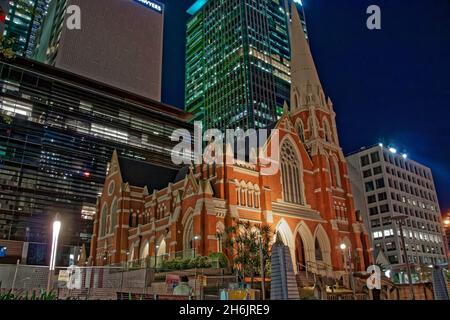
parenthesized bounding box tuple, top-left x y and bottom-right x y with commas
(83, 171, 90, 178)
(389, 148, 397, 154)
(378, 143, 383, 147)
(402, 154, 408, 159)
(340, 243, 347, 251)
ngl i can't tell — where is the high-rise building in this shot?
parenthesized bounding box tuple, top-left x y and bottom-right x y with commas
(34, 0, 165, 101)
(185, 0, 307, 130)
(347, 144, 447, 282)
(0, 0, 50, 57)
(0, 56, 192, 265)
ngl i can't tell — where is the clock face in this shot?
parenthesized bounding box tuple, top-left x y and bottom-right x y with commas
(108, 180, 115, 196)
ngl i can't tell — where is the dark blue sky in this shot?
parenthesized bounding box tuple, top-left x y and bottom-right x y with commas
(161, 0, 450, 213)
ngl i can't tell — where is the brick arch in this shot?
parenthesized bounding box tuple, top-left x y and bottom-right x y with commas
(293, 221, 315, 266)
(275, 218, 296, 269)
(313, 224, 332, 267)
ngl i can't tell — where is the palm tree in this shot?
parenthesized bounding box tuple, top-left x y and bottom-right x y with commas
(225, 220, 272, 286)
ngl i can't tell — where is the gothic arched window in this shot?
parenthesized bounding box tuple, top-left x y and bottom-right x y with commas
(294, 93, 300, 109)
(100, 204, 108, 237)
(330, 155, 342, 188)
(296, 120, 305, 143)
(281, 140, 304, 205)
(323, 118, 332, 143)
(109, 198, 118, 234)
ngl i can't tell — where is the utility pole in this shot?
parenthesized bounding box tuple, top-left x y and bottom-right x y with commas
(392, 214, 415, 300)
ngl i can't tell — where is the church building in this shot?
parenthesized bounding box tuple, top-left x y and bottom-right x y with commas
(89, 3, 372, 276)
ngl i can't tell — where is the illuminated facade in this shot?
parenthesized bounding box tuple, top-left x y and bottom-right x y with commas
(0, 57, 192, 265)
(92, 5, 372, 283)
(347, 144, 447, 280)
(1, 0, 50, 57)
(34, 0, 165, 101)
(185, 0, 307, 130)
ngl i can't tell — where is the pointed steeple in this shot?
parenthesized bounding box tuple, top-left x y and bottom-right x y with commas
(290, 2, 325, 114)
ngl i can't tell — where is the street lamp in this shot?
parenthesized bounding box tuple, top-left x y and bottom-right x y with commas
(391, 214, 415, 300)
(193, 235, 200, 257)
(47, 213, 61, 293)
(340, 242, 356, 300)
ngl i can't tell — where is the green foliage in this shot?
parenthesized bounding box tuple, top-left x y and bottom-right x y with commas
(160, 256, 212, 271)
(225, 220, 273, 281)
(0, 289, 57, 300)
(209, 252, 229, 268)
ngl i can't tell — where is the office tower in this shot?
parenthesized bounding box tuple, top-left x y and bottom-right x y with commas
(0, 0, 50, 57)
(34, 0, 164, 101)
(185, 0, 307, 130)
(347, 144, 447, 282)
(0, 56, 192, 265)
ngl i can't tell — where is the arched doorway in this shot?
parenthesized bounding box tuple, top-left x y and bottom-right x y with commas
(156, 238, 167, 266)
(296, 233, 307, 270)
(315, 238, 323, 262)
(140, 241, 149, 260)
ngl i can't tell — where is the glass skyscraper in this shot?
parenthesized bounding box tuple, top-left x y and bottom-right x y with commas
(185, 0, 306, 130)
(1, 0, 50, 57)
(0, 57, 192, 264)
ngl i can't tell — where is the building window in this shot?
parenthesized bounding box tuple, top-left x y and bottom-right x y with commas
(380, 204, 390, 213)
(375, 178, 385, 189)
(360, 155, 370, 167)
(365, 181, 375, 192)
(330, 156, 342, 188)
(323, 118, 332, 143)
(296, 120, 305, 143)
(373, 166, 382, 175)
(378, 192, 387, 201)
(363, 169, 372, 178)
(368, 195, 377, 204)
(109, 198, 118, 234)
(370, 151, 380, 163)
(369, 207, 379, 216)
(281, 140, 304, 205)
(100, 204, 108, 237)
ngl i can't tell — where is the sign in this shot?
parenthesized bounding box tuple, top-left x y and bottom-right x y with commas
(0, 246, 6, 257)
(58, 270, 70, 283)
(134, 0, 163, 14)
(165, 274, 180, 289)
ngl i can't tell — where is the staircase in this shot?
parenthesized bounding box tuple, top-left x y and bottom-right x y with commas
(296, 270, 315, 287)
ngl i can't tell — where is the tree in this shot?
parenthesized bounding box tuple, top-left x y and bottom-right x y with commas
(225, 220, 273, 286)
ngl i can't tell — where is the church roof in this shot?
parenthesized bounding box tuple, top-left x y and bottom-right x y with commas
(117, 157, 179, 193)
(290, 1, 323, 93)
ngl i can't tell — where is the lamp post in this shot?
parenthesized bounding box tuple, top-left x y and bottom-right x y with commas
(340, 243, 356, 300)
(392, 214, 415, 300)
(47, 213, 61, 293)
(258, 233, 266, 300)
(193, 235, 200, 257)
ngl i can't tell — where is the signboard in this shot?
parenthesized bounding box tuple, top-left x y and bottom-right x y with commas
(0, 246, 6, 257)
(133, 0, 163, 14)
(58, 270, 70, 283)
(165, 274, 180, 289)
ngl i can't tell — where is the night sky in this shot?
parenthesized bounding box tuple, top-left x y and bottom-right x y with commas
(160, 0, 450, 213)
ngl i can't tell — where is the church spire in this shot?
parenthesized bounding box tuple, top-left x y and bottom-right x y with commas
(290, 2, 326, 114)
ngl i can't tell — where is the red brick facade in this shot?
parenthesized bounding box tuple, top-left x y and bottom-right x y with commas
(89, 3, 372, 275)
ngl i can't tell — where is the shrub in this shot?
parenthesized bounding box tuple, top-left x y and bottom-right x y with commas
(209, 252, 229, 268)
